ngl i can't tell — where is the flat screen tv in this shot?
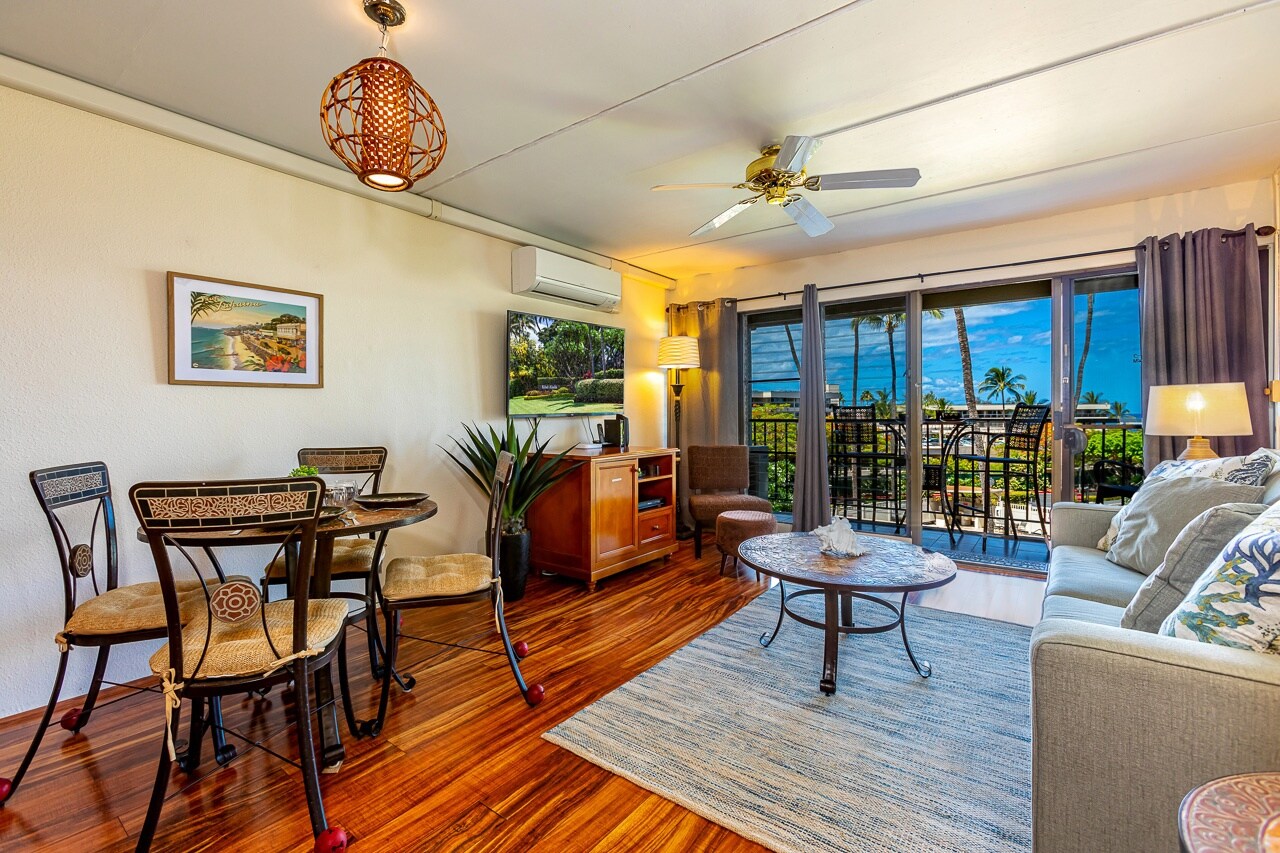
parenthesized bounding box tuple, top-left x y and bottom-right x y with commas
(507, 310, 625, 418)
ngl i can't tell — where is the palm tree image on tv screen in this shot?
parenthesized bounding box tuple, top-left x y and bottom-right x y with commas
(507, 311, 625, 417)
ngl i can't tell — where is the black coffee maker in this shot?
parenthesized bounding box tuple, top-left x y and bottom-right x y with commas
(598, 414, 630, 449)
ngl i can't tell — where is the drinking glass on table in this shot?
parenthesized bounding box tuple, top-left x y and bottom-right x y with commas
(335, 481, 360, 522)
(327, 481, 358, 525)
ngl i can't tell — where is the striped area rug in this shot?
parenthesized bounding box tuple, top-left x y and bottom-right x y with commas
(544, 588, 1032, 852)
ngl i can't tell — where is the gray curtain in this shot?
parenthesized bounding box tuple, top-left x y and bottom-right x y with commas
(668, 299, 739, 530)
(1138, 224, 1267, 465)
(792, 284, 831, 531)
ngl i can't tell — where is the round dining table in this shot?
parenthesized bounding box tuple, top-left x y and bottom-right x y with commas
(139, 497, 438, 770)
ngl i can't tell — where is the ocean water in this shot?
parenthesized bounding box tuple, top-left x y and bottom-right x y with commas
(190, 326, 231, 369)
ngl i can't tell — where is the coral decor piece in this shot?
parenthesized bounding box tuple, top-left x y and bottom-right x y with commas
(813, 516, 867, 557)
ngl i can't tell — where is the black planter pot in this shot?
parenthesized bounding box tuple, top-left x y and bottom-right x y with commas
(499, 530, 532, 602)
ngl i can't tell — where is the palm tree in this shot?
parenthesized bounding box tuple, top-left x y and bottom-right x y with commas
(1109, 400, 1133, 421)
(1020, 389, 1047, 405)
(1080, 390, 1106, 404)
(782, 323, 801, 372)
(954, 308, 978, 418)
(865, 309, 945, 410)
(850, 315, 871, 402)
(872, 389, 895, 419)
(509, 313, 544, 341)
(979, 366, 1028, 411)
(1073, 292, 1095, 408)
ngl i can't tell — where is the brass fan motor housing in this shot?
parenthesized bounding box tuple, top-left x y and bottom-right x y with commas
(744, 144, 807, 202)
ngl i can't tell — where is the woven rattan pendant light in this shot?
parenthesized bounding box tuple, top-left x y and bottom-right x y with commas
(321, 0, 446, 192)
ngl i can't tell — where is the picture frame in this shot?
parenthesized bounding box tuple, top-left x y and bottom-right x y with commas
(167, 272, 323, 388)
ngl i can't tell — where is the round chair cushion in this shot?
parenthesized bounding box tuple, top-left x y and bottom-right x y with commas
(715, 510, 778, 557)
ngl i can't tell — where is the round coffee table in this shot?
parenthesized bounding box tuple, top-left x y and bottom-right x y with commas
(737, 532, 957, 694)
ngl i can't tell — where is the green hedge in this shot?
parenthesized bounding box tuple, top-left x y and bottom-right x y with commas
(597, 368, 625, 380)
(509, 376, 536, 398)
(574, 378, 624, 404)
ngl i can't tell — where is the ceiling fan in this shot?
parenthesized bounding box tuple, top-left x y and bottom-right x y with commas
(652, 135, 921, 238)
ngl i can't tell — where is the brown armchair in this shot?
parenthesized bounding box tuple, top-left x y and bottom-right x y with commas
(686, 445, 773, 558)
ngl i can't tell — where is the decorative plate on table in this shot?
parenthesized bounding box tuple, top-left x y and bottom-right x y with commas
(319, 506, 347, 522)
(354, 492, 430, 509)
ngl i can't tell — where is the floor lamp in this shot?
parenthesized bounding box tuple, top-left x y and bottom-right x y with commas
(658, 335, 700, 450)
(659, 336, 700, 539)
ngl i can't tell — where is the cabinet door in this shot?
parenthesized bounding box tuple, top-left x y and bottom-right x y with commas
(594, 460, 638, 562)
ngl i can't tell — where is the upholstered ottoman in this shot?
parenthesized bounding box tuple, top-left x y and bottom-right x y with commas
(715, 510, 777, 578)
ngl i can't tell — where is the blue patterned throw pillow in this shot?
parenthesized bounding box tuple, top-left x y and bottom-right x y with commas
(1160, 503, 1280, 653)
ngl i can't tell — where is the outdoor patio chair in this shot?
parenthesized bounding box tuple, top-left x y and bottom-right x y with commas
(946, 403, 1051, 550)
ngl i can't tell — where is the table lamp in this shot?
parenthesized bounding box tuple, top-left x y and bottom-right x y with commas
(658, 335, 700, 449)
(1145, 382, 1252, 460)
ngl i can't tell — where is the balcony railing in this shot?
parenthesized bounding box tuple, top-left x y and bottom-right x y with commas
(747, 414, 1144, 542)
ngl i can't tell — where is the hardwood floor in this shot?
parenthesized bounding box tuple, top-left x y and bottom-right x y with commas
(0, 538, 1043, 852)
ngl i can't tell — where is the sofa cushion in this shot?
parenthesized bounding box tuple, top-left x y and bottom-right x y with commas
(1161, 501, 1280, 653)
(1098, 448, 1280, 550)
(1040, 593, 1125, 627)
(1046, 545, 1146, 607)
(1147, 447, 1280, 485)
(1106, 477, 1264, 575)
(1121, 503, 1268, 632)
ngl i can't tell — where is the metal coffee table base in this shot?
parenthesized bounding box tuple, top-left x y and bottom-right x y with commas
(759, 582, 931, 694)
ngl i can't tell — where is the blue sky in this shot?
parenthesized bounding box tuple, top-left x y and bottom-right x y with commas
(749, 289, 1143, 415)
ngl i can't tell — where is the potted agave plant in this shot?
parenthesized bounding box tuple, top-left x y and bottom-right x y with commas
(443, 419, 581, 601)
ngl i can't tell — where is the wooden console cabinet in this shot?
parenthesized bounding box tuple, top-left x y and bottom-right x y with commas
(527, 446, 678, 591)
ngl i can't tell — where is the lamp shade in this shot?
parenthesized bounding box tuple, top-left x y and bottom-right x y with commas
(657, 336, 700, 370)
(321, 55, 447, 192)
(1145, 382, 1253, 436)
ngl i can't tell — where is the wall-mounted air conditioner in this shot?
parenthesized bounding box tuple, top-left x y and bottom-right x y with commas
(511, 246, 622, 313)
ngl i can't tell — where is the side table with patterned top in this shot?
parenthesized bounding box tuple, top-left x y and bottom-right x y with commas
(1180, 773, 1280, 853)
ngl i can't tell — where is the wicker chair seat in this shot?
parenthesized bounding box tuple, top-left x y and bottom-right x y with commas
(382, 553, 494, 601)
(148, 598, 348, 681)
(64, 579, 205, 639)
(688, 493, 773, 525)
(265, 538, 378, 579)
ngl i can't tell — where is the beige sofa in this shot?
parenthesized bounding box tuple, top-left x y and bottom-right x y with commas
(1031, 500, 1280, 853)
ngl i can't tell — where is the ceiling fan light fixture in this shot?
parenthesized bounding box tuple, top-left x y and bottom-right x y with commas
(321, 0, 447, 193)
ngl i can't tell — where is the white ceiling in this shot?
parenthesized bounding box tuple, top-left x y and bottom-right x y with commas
(1, 0, 1278, 278)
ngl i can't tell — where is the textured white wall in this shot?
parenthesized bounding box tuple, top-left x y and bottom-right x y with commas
(676, 179, 1276, 304)
(0, 85, 669, 717)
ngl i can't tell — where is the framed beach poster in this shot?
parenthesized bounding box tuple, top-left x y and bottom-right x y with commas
(168, 272, 323, 388)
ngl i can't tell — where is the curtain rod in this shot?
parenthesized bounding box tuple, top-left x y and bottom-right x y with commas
(732, 225, 1276, 305)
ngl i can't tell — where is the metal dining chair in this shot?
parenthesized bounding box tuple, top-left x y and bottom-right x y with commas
(0, 462, 221, 805)
(357, 452, 543, 739)
(131, 475, 354, 853)
(263, 447, 389, 677)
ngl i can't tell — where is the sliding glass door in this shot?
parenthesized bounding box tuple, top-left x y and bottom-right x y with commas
(740, 266, 1141, 572)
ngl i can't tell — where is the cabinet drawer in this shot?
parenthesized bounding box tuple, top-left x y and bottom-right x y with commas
(639, 509, 673, 545)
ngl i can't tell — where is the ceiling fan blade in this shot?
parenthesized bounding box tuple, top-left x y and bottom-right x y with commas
(806, 168, 921, 191)
(782, 195, 834, 237)
(651, 183, 742, 191)
(691, 196, 760, 237)
(774, 135, 821, 173)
